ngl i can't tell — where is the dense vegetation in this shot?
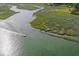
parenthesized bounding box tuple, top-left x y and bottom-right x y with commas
(47, 3, 79, 14)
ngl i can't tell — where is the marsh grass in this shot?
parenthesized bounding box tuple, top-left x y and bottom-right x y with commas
(31, 6, 79, 43)
(0, 5, 16, 19)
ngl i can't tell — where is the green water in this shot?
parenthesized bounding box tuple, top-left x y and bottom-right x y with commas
(22, 29, 79, 56)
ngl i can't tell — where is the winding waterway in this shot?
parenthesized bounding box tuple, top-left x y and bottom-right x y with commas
(0, 6, 79, 56)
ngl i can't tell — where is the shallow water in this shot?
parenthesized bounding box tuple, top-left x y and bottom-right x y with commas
(0, 6, 79, 56)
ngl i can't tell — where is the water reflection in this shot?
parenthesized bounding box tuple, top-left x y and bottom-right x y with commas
(0, 29, 11, 55)
(0, 28, 27, 55)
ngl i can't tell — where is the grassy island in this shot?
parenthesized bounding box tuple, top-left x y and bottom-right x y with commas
(0, 4, 16, 19)
(31, 4, 79, 43)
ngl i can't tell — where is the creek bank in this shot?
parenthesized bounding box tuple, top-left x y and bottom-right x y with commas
(0, 5, 16, 19)
(31, 6, 79, 43)
(40, 31, 79, 43)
